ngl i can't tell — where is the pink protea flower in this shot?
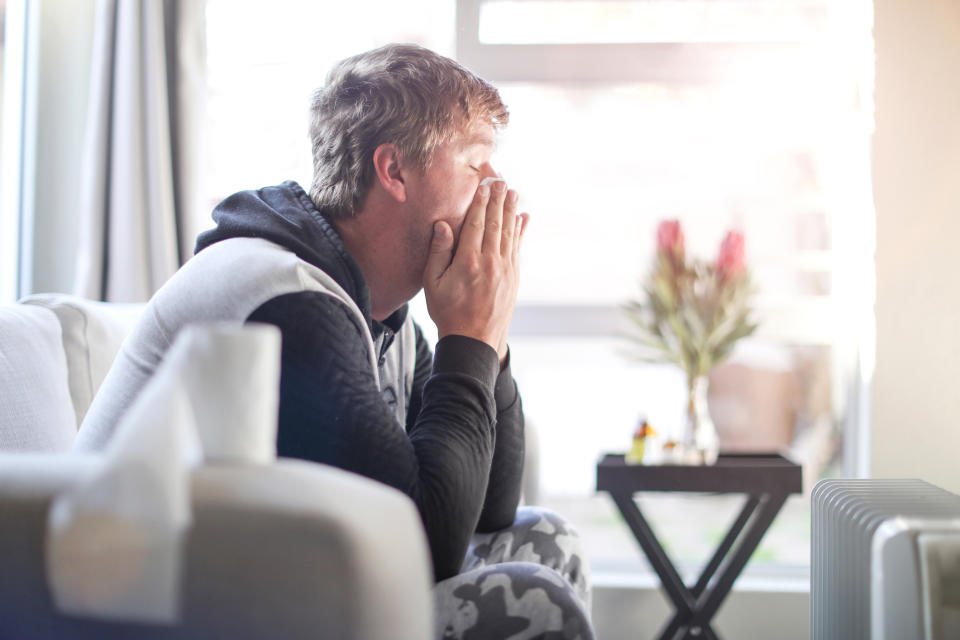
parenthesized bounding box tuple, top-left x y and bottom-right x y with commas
(716, 231, 745, 281)
(657, 219, 685, 262)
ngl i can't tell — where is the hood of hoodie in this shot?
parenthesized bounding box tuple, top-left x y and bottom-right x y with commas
(194, 180, 374, 321)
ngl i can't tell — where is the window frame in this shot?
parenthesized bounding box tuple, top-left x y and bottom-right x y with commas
(456, 0, 875, 480)
(455, 0, 823, 84)
(0, 0, 35, 303)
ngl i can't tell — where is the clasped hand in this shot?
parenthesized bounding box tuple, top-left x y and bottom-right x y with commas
(423, 179, 529, 365)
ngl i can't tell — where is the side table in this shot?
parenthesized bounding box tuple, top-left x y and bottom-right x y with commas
(596, 453, 802, 640)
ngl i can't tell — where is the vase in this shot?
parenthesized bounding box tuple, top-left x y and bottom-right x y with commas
(681, 375, 719, 465)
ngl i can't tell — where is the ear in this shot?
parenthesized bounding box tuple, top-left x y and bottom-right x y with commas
(372, 143, 407, 203)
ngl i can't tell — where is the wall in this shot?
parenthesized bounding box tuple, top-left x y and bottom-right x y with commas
(872, 0, 960, 494)
(593, 577, 809, 640)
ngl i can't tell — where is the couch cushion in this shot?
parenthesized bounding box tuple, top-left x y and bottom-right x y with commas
(0, 305, 77, 451)
(21, 295, 143, 426)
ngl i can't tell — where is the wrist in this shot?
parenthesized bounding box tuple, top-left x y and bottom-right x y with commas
(433, 335, 500, 390)
(436, 326, 499, 354)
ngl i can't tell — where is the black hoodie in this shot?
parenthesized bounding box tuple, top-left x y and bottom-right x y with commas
(196, 181, 525, 581)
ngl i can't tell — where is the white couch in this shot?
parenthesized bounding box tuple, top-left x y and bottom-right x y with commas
(0, 294, 433, 639)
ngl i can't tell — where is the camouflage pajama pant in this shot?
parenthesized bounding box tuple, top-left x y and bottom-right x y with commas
(434, 507, 594, 640)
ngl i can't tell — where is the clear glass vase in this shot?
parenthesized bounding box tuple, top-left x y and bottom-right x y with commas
(680, 374, 719, 465)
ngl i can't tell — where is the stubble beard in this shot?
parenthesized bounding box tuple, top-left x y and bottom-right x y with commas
(408, 219, 435, 297)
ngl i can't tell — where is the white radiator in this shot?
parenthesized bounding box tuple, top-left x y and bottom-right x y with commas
(812, 479, 960, 640)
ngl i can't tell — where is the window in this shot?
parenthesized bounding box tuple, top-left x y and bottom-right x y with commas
(203, 0, 876, 579)
(477, 0, 829, 44)
(202, 0, 455, 216)
(0, 0, 27, 303)
(456, 0, 875, 577)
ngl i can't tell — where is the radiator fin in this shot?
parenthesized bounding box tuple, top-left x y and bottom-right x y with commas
(812, 479, 960, 640)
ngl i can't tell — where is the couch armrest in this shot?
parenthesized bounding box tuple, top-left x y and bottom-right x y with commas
(0, 455, 433, 640)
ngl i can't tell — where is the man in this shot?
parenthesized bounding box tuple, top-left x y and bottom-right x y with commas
(78, 44, 592, 638)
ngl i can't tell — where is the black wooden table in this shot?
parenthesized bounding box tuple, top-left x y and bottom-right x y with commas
(596, 453, 802, 640)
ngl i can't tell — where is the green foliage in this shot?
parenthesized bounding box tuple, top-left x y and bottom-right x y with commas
(623, 233, 757, 378)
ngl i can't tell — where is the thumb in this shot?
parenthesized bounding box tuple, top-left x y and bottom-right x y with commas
(424, 221, 454, 284)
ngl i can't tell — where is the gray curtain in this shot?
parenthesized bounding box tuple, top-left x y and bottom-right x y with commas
(73, 0, 205, 302)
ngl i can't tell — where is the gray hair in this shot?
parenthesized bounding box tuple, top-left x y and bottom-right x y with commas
(308, 44, 509, 219)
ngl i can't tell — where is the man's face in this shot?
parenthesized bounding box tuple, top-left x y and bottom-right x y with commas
(401, 122, 499, 287)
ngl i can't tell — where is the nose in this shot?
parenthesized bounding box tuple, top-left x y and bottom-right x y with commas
(479, 162, 500, 182)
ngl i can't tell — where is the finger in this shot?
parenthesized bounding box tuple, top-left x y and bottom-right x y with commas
(514, 213, 530, 255)
(482, 179, 507, 254)
(457, 183, 490, 257)
(423, 221, 454, 284)
(516, 213, 529, 247)
(500, 189, 519, 256)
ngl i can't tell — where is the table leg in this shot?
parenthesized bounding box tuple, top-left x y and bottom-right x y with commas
(659, 493, 789, 640)
(692, 495, 760, 597)
(658, 614, 685, 639)
(695, 493, 789, 621)
(608, 489, 791, 640)
(610, 491, 696, 614)
(658, 616, 720, 640)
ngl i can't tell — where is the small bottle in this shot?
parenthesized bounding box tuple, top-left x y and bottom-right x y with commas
(625, 418, 656, 465)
